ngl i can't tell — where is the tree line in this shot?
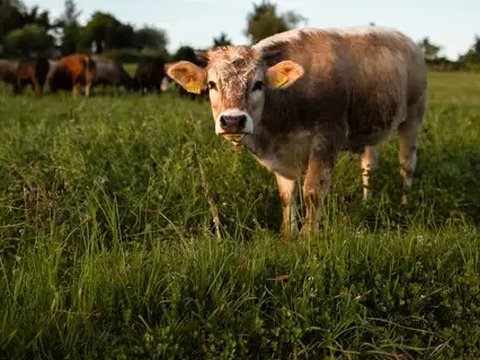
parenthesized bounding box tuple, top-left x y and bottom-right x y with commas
(1, 0, 479, 71)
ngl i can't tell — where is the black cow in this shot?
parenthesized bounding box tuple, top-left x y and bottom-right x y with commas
(133, 57, 166, 94)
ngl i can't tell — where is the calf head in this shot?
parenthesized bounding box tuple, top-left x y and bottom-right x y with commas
(166, 46, 304, 144)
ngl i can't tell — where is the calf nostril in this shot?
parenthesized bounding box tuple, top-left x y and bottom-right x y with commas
(220, 116, 227, 129)
(238, 115, 247, 127)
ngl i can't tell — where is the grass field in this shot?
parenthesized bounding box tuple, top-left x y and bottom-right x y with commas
(0, 72, 479, 359)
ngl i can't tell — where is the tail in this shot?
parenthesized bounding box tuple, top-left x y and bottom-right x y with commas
(83, 56, 97, 97)
(83, 56, 97, 85)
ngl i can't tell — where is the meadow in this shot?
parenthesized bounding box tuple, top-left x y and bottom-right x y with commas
(0, 71, 479, 359)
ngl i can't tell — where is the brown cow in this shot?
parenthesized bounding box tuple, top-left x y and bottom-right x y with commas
(0, 60, 17, 90)
(166, 26, 428, 241)
(49, 54, 96, 97)
(15, 57, 50, 98)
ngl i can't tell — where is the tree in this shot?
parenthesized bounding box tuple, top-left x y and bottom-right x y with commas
(244, 1, 306, 44)
(61, 21, 81, 54)
(57, 0, 82, 54)
(5, 23, 53, 55)
(59, 0, 81, 25)
(418, 37, 442, 61)
(133, 26, 168, 50)
(0, 3, 25, 44)
(213, 32, 232, 47)
(22, 5, 52, 30)
(80, 12, 134, 53)
(460, 35, 480, 64)
(173, 45, 197, 62)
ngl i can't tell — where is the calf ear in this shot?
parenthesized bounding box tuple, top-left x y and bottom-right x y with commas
(166, 61, 207, 94)
(265, 60, 304, 90)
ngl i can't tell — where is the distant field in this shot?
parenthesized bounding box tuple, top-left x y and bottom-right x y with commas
(0, 72, 479, 359)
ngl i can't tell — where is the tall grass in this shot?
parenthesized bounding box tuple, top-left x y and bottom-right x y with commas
(0, 72, 479, 359)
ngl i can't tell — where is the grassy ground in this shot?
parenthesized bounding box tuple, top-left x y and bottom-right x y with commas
(0, 72, 479, 359)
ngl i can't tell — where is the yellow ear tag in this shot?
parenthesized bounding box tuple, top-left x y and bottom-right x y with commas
(186, 81, 201, 94)
(274, 75, 289, 89)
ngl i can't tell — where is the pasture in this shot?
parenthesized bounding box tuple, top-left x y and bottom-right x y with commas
(0, 71, 479, 359)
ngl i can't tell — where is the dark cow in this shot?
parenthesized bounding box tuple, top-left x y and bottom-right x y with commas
(49, 54, 96, 97)
(15, 56, 50, 98)
(91, 55, 135, 91)
(0, 60, 18, 90)
(133, 56, 165, 94)
(166, 26, 428, 241)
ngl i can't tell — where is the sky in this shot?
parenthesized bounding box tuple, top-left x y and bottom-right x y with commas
(24, 0, 479, 60)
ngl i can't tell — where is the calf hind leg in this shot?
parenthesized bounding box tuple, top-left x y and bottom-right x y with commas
(300, 157, 334, 235)
(397, 94, 426, 204)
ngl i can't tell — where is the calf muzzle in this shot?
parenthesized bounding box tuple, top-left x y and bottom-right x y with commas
(219, 114, 247, 133)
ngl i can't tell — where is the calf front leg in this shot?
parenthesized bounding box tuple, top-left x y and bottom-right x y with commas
(275, 173, 298, 242)
(300, 153, 335, 235)
(360, 145, 378, 200)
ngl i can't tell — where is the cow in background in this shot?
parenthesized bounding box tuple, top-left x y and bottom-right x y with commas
(133, 56, 165, 94)
(49, 54, 96, 97)
(15, 56, 50, 98)
(91, 55, 135, 92)
(0, 60, 18, 91)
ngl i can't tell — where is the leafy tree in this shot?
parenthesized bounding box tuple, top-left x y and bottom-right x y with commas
(173, 45, 196, 62)
(244, 1, 306, 44)
(213, 32, 232, 47)
(0, 0, 27, 45)
(418, 37, 442, 61)
(61, 21, 81, 54)
(23, 5, 51, 30)
(133, 26, 168, 50)
(172, 45, 206, 66)
(80, 11, 134, 53)
(460, 35, 480, 64)
(60, 0, 81, 25)
(5, 23, 53, 55)
(57, 0, 82, 54)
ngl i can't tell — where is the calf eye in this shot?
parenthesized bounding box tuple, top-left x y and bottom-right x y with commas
(208, 81, 217, 90)
(252, 81, 263, 92)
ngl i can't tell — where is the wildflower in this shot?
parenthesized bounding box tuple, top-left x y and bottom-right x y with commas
(92, 311, 104, 319)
